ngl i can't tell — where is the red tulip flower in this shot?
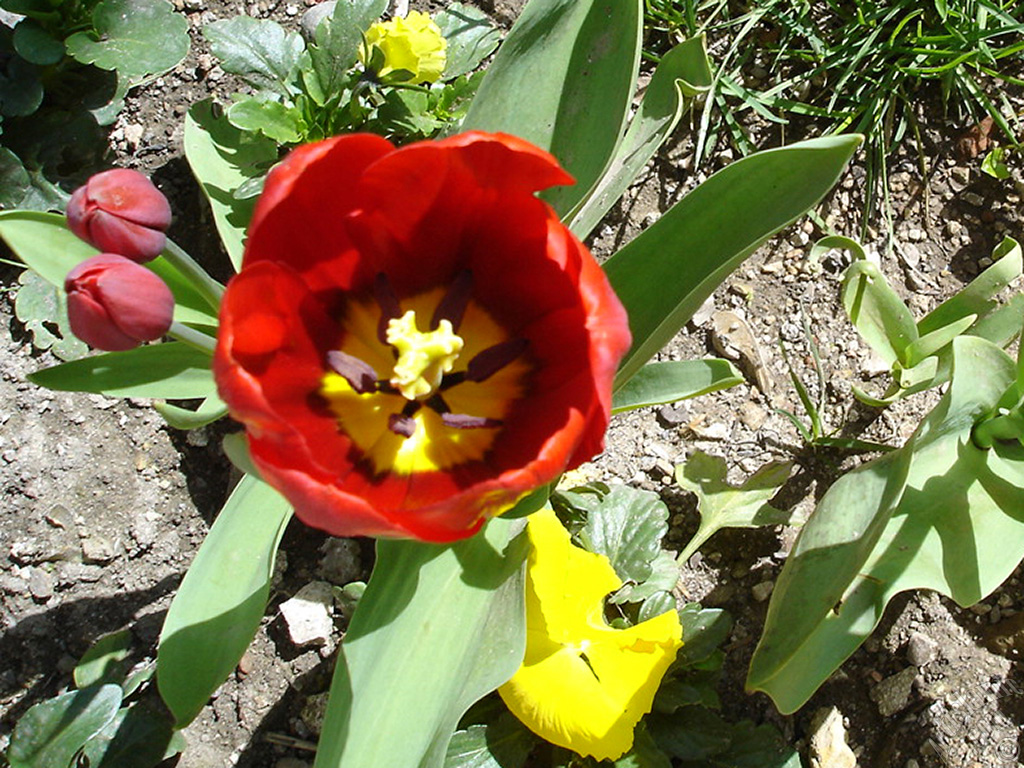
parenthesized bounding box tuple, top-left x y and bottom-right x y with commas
(67, 169, 172, 263)
(213, 132, 631, 542)
(65, 254, 175, 351)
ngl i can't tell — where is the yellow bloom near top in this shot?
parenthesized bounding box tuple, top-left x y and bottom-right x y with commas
(361, 10, 447, 85)
(499, 508, 683, 761)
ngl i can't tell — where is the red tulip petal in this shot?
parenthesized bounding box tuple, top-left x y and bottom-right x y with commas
(87, 168, 172, 229)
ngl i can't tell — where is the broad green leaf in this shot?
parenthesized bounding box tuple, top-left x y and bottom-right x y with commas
(612, 359, 743, 414)
(611, 549, 678, 604)
(203, 17, 305, 97)
(841, 259, 918, 366)
(461, 0, 642, 217)
(64, 0, 188, 81)
(29, 343, 214, 399)
(0, 54, 44, 117)
(677, 720, 801, 768)
(313, 515, 528, 768)
(435, 3, 501, 80)
(308, 0, 387, 100)
(903, 314, 975, 367)
(576, 485, 670, 589)
(0, 211, 218, 326)
(675, 451, 793, 564)
(158, 474, 292, 726)
(653, 667, 721, 711)
(648, 707, 734, 762)
(443, 714, 533, 768)
(74, 629, 132, 689)
(153, 394, 228, 430)
(568, 36, 713, 239)
(79, 700, 180, 768)
(14, 268, 89, 361)
(917, 237, 1022, 336)
(7, 685, 122, 768)
(12, 19, 63, 65)
(606, 135, 861, 387)
(748, 337, 1024, 713)
(981, 147, 1010, 179)
(675, 604, 732, 667)
(228, 97, 306, 144)
(614, 727, 672, 768)
(184, 100, 279, 269)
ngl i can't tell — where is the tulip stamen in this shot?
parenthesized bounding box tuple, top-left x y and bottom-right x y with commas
(431, 270, 473, 332)
(326, 350, 380, 395)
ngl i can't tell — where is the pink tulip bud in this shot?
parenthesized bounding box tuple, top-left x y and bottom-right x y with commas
(67, 169, 172, 263)
(65, 255, 175, 351)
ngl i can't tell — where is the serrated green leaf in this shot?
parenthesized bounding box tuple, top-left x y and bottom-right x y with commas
(443, 714, 533, 768)
(14, 268, 89, 361)
(204, 16, 304, 97)
(676, 720, 800, 768)
(675, 452, 793, 563)
(227, 98, 306, 143)
(65, 0, 188, 81)
(648, 707, 734, 762)
(675, 604, 732, 667)
(309, 0, 386, 99)
(7, 685, 122, 768)
(435, 3, 501, 80)
(577, 485, 670, 588)
(613, 726, 672, 768)
(158, 475, 292, 726)
(612, 359, 743, 414)
(74, 629, 132, 689)
(653, 667, 721, 712)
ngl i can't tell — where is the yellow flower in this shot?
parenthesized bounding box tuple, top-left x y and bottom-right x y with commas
(499, 509, 682, 761)
(360, 10, 447, 85)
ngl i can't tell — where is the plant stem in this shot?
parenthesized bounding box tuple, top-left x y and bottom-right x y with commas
(169, 322, 218, 356)
(972, 408, 1024, 449)
(163, 239, 225, 313)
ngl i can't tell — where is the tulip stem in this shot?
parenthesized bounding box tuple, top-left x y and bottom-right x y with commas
(163, 240, 225, 312)
(169, 322, 218, 356)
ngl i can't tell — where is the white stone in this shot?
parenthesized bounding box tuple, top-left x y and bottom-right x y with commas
(808, 707, 857, 768)
(279, 581, 335, 648)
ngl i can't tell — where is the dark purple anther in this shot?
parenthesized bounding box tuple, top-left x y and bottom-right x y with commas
(466, 338, 528, 383)
(373, 272, 402, 345)
(431, 270, 473, 332)
(388, 413, 417, 437)
(441, 413, 502, 429)
(327, 350, 379, 394)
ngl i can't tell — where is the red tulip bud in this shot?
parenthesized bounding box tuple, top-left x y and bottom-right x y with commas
(65, 255, 175, 351)
(67, 169, 172, 263)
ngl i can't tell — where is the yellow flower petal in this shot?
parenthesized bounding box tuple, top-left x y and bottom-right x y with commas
(361, 10, 447, 85)
(499, 509, 682, 761)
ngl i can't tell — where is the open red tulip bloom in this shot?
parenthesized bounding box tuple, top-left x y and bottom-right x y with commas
(214, 132, 630, 542)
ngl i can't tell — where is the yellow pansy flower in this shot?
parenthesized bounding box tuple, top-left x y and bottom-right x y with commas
(499, 509, 682, 761)
(361, 10, 447, 85)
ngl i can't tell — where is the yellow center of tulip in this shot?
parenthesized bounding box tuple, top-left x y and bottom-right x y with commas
(386, 311, 464, 400)
(319, 285, 529, 476)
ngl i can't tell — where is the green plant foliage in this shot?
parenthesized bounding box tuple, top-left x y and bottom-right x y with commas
(204, 16, 306, 97)
(611, 359, 743, 414)
(77, 701, 183, 768)
(7, 684, 122, 768)
(444, 713, 534, 768)
(843, 236, 1023, 404)
(748, 336, 1024, 713)
(158, 475, 292, 726)
(64, 0, 188, 82)
(74, 629, 133, 689)
(435, 3, 502, 80)
(604, 135, 861, 387)
(305, 0, 388, 99)
(153, 395, 228, 431)
(313, 516, 528, 768)
(0, 148, 68, 211)
(674, 451, 793, 564)
(29, 343, 215, 399)
(462, 0, 643, 218)
(13, 268, 88, 361)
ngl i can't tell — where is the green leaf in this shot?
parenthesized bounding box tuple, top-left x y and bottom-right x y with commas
(443, 714, 533, 768)
(614, 726, 672, 768)
(981, 147, 1010, 179)
(74, 629, 132, 689)
(576, 485, 670, 590)
(0, 211, 218, 326)
(902, 314, 975, 368)
(153, 394, 228, 430)
(12, 19, 63, 65)
(7, 685, 122, 768)
(675, 603, 732, 667)
(79, 700, 180, 768)
(748, 336, 1024, 713)
(64, 0, 188, 82)
(606, 135, 861, 387)
(675, 452, 793, 564)
(158, 475, 292, 726)
(184, 100, 279, 269)
(0, 54, 44, 117)
(653, 667, 721, 711)
(461, 0, 642, 217)
(203, 16, 305, 97)
(308, 0, 386, 99)
(0, 149, 68, 211)
(612, 359, 743, 414)
(313, 515, 528, 768)
(14, 268, 89, 361)
(677, 720, 801, 768)
(227, 97, 306, 143)
(841, 258, 918, 367)
(29, 343, 214, 399)
(435, 3, 502, 80)
(648, 707, 734, 762)
(568, 35, 712, 239)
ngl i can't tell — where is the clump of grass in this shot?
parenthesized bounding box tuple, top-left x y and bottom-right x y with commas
(645, 0, 1024, 235)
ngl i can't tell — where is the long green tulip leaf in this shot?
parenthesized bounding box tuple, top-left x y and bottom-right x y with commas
(611, 359, 743, 414)
(314, 515, 528, 768)
(605, 135, 861, 388)
(461, 0, 642, 217)
(29, 342, 215, 399)
(158, 474, 292, 726)
(569, 36, 713, 239)
(748, 337, 1024, 713)
(7, 685, 122, 768)
(0, 211, 217, 326)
